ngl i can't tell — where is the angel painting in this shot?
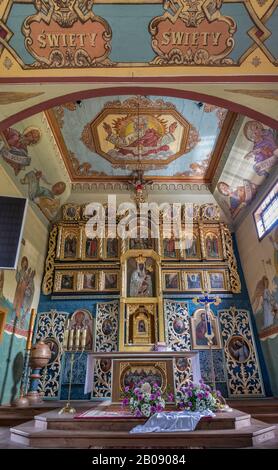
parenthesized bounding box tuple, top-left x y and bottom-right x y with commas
(0, 127, 40, 175)
(252, 275, 278, 329)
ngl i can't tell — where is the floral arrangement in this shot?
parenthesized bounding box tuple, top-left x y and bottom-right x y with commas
(122, 382, 169, 418)
(176, 380, 223, 412)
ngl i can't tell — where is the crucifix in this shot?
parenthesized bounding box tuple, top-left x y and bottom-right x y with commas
(193, 290, 221, 390)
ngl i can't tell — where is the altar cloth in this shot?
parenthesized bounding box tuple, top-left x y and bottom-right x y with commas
(129, 409, 215, 433)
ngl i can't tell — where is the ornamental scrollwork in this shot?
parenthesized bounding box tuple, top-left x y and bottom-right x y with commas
(36, 310, 68, 397)
(222, 224, 241, 293)
(149, 0, 236, 66)
(92, 359, 112, 398)
(219, 307, 264, 397)
(22, 0, 113, 68)
(164, 300, 191, 351)
(42, 224, 58, 295)
(174, 357, 193, 391)
(95, 301, 119, 352)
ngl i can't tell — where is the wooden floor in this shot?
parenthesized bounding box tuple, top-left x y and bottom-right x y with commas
(0, 399, 277, 449)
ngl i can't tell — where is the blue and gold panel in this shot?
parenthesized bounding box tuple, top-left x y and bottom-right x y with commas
(35, 310, 68, 398)
(93, 358, 112, 398)
(61, 351, 90, 400)
(199, 349, 227, 383)
(219, 307, 265, 397)
(95, 300, 119, 352)
(164, 300, 191, 351)
(173, 356, 193, 392)
(92, 300, 119, 397)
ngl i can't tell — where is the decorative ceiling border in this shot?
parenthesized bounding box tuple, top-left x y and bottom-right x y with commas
(71, 181, 211, 192)
(0, 0, 277, 73)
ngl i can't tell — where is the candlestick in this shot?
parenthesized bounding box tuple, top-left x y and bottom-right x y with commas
(75, 327, 81, 349)
(81, 327, 87, 349)
(68, 328, 74, 351)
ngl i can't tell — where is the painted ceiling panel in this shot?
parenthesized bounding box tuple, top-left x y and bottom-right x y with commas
(214, 117, 278, 220)
(0, 114, 71, 223)
(49, 95, 228, 180)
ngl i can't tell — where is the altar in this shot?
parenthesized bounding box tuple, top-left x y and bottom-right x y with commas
(85, 351, 201, 402)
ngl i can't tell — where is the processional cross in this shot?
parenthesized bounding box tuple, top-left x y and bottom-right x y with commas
(192, 291, 221, 390)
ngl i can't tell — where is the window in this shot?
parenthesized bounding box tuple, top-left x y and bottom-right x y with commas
(254, 182, 278, 240)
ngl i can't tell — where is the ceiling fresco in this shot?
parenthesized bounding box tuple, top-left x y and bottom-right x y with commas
(47, 95, 230, 181)
(0, 114, 71, 223)
(214, 116, 278, 220)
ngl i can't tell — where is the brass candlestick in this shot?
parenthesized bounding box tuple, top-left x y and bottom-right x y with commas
(58, 322, 87, 415)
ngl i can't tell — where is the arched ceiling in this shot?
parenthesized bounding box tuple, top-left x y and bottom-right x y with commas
(0, 91, 277, 229)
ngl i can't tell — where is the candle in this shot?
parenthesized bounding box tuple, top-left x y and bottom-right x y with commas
(26, 308, 36, 351)
(68, 328, 74, 350)
(75, 327, 81, 349)
(63, 326, 69, 350)
(81, 327, 87, 349)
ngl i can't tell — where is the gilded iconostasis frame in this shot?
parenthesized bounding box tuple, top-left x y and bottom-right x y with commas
(42, 203, 241, 298)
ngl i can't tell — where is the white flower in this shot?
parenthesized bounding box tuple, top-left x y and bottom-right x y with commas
(144, 393, 151, 403)
(141, 404, 151, 417)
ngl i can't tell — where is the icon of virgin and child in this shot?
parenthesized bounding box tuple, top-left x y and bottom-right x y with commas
(129, 256, 154, 297)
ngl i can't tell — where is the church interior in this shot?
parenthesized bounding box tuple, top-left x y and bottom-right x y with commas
(0, 0, 278, 451)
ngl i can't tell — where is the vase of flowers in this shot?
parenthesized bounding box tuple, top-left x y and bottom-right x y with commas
(122, 382, 166, 418)
(176, 380, 223, 412)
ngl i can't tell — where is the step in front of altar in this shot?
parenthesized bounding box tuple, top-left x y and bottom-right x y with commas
(10, 408, 276, 448)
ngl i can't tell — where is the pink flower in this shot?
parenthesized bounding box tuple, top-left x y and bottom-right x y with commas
(124, 386, 129, 392)
(188, 402, 192, 407)
(168, 393, 174, 402)
(150, 394, 156, 400)
(122, 397, 129, 406)
(135, 409, 142, 417)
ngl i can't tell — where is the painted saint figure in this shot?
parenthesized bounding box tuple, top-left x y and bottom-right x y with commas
(163, 238, 176, 258)
(86, 238, 98, 258)
(229, 338, 249, 362)
(217, 180, 258, 218)
(64, 235, 77, 258)
(205, 234, 219, 258)
(243, 120, 278, 176)
(252, 275, 277, 329)
(20, 170, 66, 220)
(195, 311, 216, 346)
(0, 127, 40, 175)
(13, 256, 35, 325)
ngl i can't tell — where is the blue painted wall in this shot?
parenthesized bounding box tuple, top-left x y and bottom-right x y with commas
(36, 234, 272, 399)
